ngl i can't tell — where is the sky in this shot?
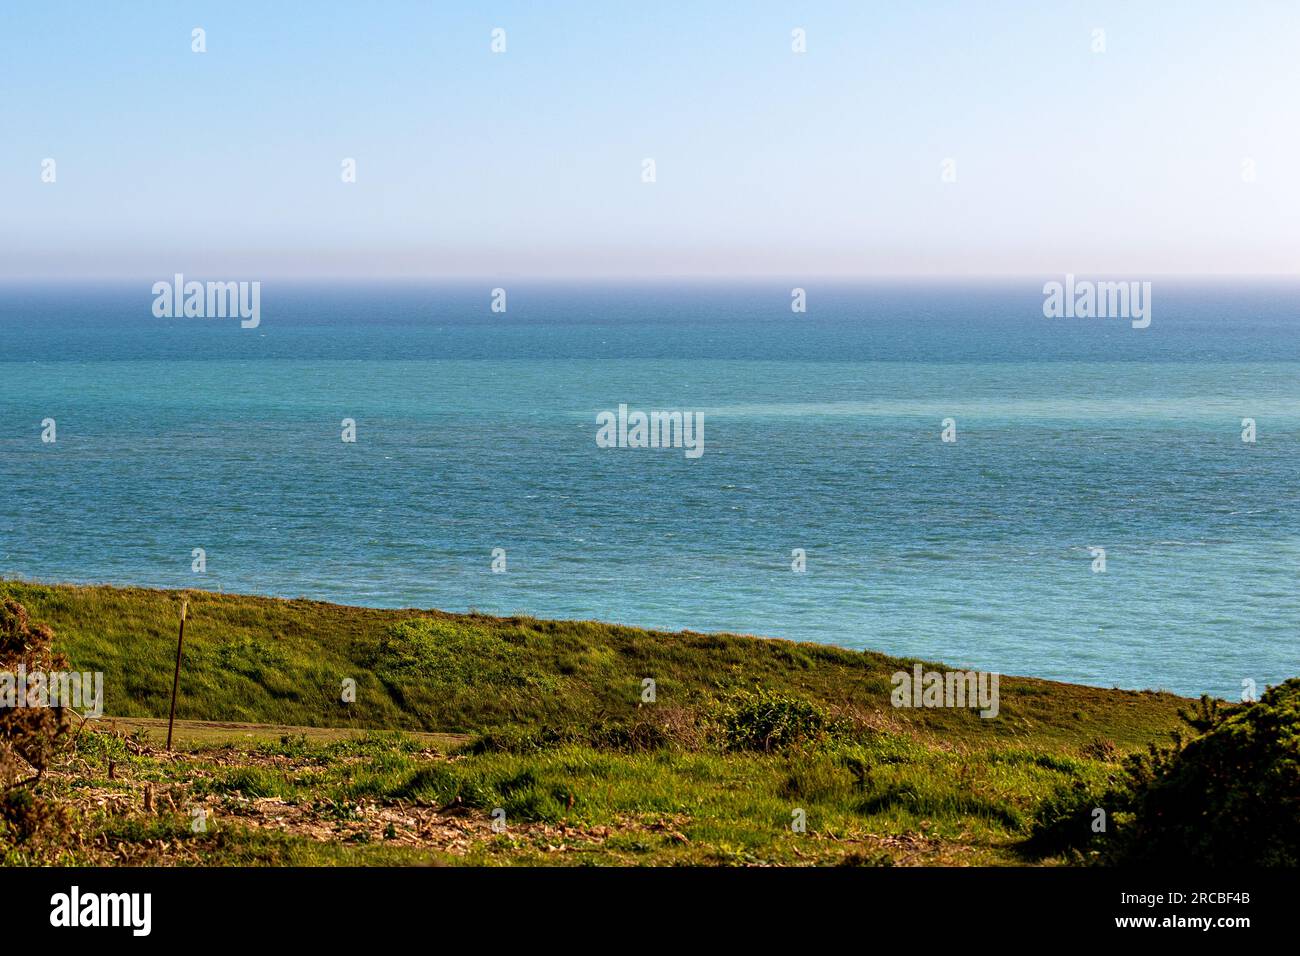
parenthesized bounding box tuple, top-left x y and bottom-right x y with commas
(2, 1, 1297, 279)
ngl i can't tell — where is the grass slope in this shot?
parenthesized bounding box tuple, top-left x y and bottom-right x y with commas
(2, 579, 1183, 750)
(1, 579, 1195, 866)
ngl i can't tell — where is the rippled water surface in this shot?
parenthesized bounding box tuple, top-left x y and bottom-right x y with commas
(2, 281, 1296, 697)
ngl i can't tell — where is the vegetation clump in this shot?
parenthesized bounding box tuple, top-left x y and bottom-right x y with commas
(0, 600, 70, 787)
(712, 687, 837, 752)
(1029, 680, 1300, 865)
(0, 600, 73, 860)
(1119, 681, 1300, 865)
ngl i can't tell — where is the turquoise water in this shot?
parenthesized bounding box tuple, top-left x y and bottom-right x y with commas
(2, 281, 1297, 697)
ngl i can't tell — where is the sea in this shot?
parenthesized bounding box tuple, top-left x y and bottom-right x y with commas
(2, 279, 1296, 699)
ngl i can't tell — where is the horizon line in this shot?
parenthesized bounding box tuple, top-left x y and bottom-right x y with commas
(3, 272, 1299, 285)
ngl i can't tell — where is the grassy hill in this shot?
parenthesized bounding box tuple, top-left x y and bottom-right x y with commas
(1, 579, 1193, 866)
(2, 579, 1182, 748)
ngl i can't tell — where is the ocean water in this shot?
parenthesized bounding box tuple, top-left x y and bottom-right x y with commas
(2, 280, 1297, 699)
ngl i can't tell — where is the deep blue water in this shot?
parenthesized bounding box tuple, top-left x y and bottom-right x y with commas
(2, 280, 1297, 698)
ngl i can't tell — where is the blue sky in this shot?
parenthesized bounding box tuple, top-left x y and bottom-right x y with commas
(2, 1, 1297, 278)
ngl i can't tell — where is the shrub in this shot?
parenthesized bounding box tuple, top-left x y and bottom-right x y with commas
(0, 788, 73, 861)
(0, 600, 73, 859)
(0, 600, 70, 787)
(712, 688, 833, 752)
(1117, 682, 1300, 866)
(1027, 680, 1300, 865)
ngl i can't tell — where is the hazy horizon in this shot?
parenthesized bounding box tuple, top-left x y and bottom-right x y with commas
(5, 274, 1300, 286)
(5, 0, 1298, 280)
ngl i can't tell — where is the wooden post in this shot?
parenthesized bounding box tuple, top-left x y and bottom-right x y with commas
(166, 598, 188, 750)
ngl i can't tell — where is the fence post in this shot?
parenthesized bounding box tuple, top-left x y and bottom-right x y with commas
(166, 597, 188, 750)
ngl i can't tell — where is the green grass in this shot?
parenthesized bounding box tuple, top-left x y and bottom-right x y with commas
(2, 578, 1185, 751)
(0, 578, 1202, 866)
(24, 728, 1144, 866)
(95, 716, 465, 751)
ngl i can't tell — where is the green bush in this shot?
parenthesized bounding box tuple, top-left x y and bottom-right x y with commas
(1118, 681, 1300, 866)
(1027, 680, 1300, 865)
(712, 688, 833, 752)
